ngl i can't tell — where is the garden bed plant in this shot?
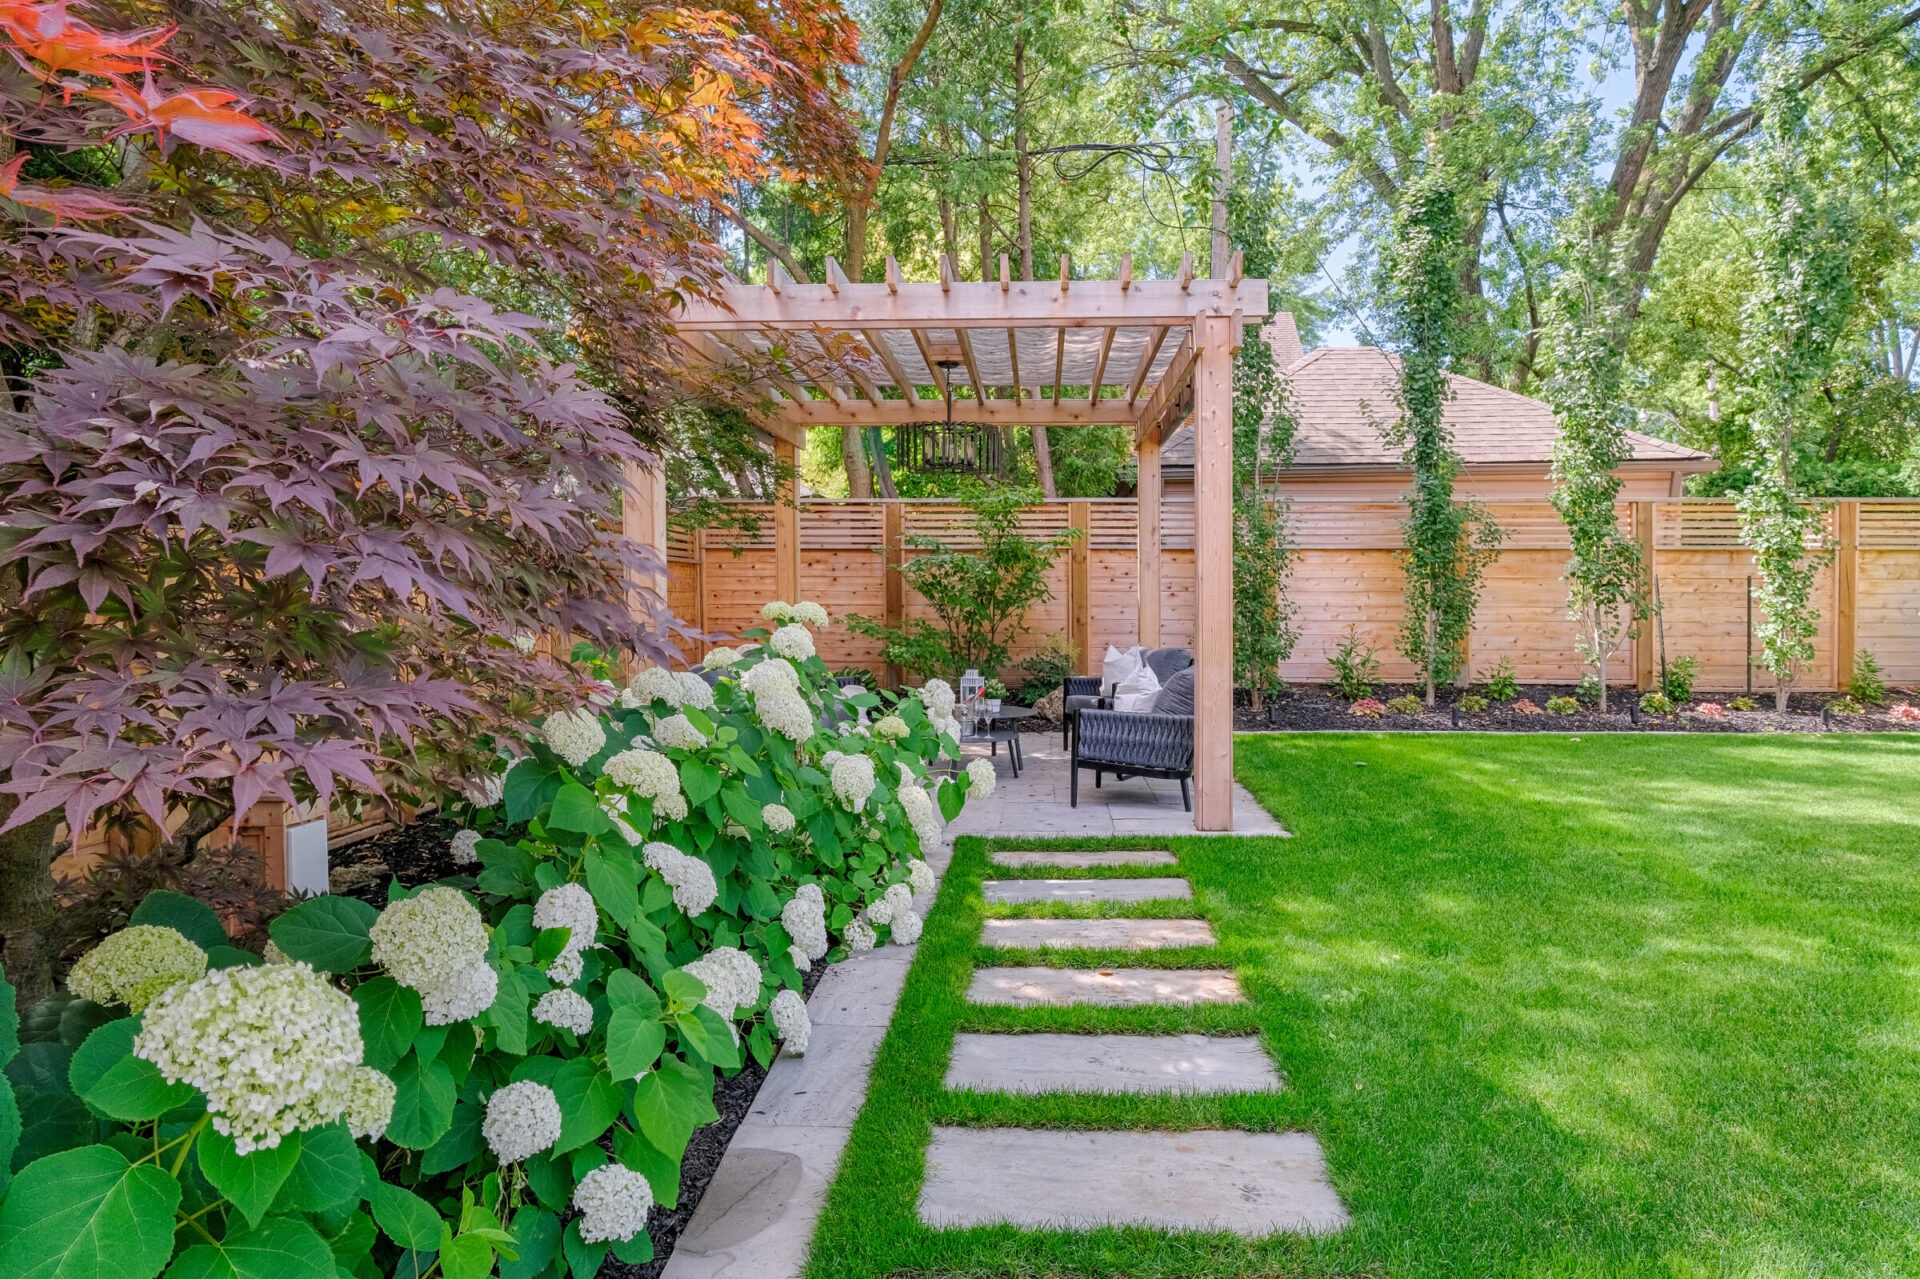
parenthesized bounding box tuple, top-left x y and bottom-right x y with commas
(0, 602, 993, 1279)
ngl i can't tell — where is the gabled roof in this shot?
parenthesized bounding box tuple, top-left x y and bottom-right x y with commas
(1162, 340, 1710, 473)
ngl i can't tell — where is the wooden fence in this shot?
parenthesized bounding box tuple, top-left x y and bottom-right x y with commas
(668, 497, 1920, 692)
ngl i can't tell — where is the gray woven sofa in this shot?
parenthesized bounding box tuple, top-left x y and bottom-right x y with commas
(1068, 652, 1198, 811)
(1061, 646, 1193, 748)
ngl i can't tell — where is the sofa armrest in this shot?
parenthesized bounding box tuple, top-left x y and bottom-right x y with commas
(1063, 675, 1102, 699)
(1072, 709, 1194, 773)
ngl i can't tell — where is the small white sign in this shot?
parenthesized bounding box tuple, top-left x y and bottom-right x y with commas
(285, 818, 331, 897)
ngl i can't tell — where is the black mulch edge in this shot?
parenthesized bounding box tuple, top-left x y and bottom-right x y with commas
(335, 817, 823, 1276)
(1235, 682, 1920, 734)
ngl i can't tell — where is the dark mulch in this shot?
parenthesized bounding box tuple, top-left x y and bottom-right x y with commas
(334, 817, 824, 1276)
(1236, 682, 1920, 734)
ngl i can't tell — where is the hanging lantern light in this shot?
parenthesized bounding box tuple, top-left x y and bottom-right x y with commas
(895, 360, 1004, 476)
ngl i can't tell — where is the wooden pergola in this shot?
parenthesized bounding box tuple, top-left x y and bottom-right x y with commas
(664, 251, 1270, 831)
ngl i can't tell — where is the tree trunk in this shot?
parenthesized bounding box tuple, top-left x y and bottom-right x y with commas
(843, 0, 945, 283)
(1031, 425, 1058, 497)
(0, 794, 61, 1010)
(1011, 35, 1055, 496)
(842, 427, 873, 498)
(1595, 639, 1608, 715)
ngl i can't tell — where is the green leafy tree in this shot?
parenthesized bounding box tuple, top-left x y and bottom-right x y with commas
(1231, 331, 1299, 707)
(1545, 227, 1646, 712)
(847, 488, 1079, 681)
(1381, 164, 1502, 705)
(1737, 52, 1858, 710)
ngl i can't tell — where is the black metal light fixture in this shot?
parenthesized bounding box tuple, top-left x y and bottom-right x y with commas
(895, 359, 1003, 476)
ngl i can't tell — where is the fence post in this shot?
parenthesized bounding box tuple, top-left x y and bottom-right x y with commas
(1068, 501, 1092, 674)
(773, 438, 800, 604)
(1137, 432, 1163, 646)
(1835, 500, 1858, 689)
(1634, 501, 1656, 690)
(882, 502, 905, 688)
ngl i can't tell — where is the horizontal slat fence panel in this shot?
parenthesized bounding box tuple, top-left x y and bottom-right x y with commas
(668, 498, 1920, 691)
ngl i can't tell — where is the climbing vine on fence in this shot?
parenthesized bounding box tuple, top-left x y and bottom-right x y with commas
(1737, 51, 1856, 709)
(1382, 163, 1502, 704)
(1545, 224, 1645, 712)
(1232, 332, 1299, 705)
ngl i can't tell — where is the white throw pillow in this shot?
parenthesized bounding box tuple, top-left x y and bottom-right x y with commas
(1101, 644, 1143, 698)
(1111, 662, 1162, 713)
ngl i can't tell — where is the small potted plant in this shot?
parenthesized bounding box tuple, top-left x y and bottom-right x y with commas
(983, 677, 1007, 715)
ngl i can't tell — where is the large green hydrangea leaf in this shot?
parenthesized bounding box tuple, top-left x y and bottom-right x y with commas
(0, 1146, 181, 1279)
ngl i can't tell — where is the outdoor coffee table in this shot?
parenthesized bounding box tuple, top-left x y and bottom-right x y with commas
(962, 705, 1035, 777)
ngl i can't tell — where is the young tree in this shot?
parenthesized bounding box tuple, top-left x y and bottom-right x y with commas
(1381, 163, 1501, 705)
(1737, 51, 1859, 710)
(1231, 329, 1298, 708)
(1544, 227, 1646, 712)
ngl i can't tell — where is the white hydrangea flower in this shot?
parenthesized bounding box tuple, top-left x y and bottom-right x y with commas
(262, 940, 291, 966)
(899, 783, 934, 826)
(482, 1080, 563, 1163)
(780, 884, 829, 961)
(967, 758, 998, 799)
(878, 883, 914, 929)
(449, 828, 482, 864)
(935, 714, 964, 739)
(653, 793, 689, 824)
(541, 707, 606, 767)
(421, 960, 499, 1026)
(650, 713, 708, 751)
(831, 754, 875, 810)
(135, 962, 364, 1154)
(843, 919, 877, 953)
(534, 883, 598, 979)
(740, 657, 799, 695)
(793, 600, 830, 628)
(463, 771, 506, 808)
(761, 803, 795, 834)
(371, 886, 490, 998)
(789, 945, 811, 972)
(770, 988, 811, 1055)
(533, 988, 595, 1036)
(761, 600, 795, 622)
(68, 925, 208, 1012)
(873, 714, 909, 740)
(702, 646, 743, 669)
(768, 623, 815, 662)
(546, 948, 584, 985)
(908, 859, 936, 897)
(641, 842, 719, 916)
(625, 666, 684, 709)
(921, 678, 956, 719)
(573, 1164, 655, 1244)
(601, 798, 644, 847)
(892, 908, 924, 945)
(755, 686, 815, 743)
(680, 946, 763, 1020)
(821, 749, 844, 768)
(675, 671, 717, 709)
(341, 1067, 396, 1141)
(603, 747, 680, 803)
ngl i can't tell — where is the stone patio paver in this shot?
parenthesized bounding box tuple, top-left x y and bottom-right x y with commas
(991, 848, 1178, 867)
(983, 876, 1192, 904)
(945, 1033, 1280, 1095)
(981, 917, 1216, 950)
(918, 1127, 1350, 1235)
(968, 966, 1245, 1007)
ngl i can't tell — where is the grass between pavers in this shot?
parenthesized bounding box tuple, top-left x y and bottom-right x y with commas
(806, 733, 1920, 1278)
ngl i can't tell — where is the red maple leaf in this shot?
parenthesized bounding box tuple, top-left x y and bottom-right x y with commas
(2, 1, 175, 81)
(0, 151, 132, 222)
(88, 75, 283, 164)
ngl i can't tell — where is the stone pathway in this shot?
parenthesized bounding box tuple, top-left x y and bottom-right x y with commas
(991, 847, 1178, 868)
(926, 854, 1349, 1239)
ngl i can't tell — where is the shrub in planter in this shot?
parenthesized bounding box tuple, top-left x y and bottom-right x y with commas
(1827, 695, 1864, 716)
(1384, 694, 1422, 715)
(1662, 655, 1701, 704)
(1696, 702, 1729, 718)
(1544, 696, 1580, 715)
(1455, 694, 1489, 714)
(1328, 628, 1384, 701)
(1889, 703, 1920, 724)
(0, 601, 982, 1279)
(1574, 673, 1602, 706)
(1512, 698, 1544, 715)
(1639, 691, 1676, 715)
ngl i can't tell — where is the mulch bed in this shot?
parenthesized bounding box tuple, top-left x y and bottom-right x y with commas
(1235, 683, 1920, 734)
(333, 816, 822, 1276)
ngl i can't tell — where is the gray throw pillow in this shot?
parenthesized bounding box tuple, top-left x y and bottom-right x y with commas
(1151, 667, 1195, 716)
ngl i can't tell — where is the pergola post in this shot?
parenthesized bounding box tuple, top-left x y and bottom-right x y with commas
(1136, 430, 1162, 647)
(1192, 313, 1235, 831)
(773, 436, 800, 603)
(620, 459, 668, 616)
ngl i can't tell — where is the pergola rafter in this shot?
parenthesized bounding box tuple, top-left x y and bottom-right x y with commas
(664, 256, 1270, 831)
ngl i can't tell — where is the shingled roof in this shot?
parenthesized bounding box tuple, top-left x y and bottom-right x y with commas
(1162, 339, 1710, 473)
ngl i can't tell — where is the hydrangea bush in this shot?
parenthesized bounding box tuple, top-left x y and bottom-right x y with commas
(0, 600, 982, 1279)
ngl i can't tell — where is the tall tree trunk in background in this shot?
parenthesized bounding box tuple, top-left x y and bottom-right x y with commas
(840, 0, 942, 498)
(0, 794, 59, 1009)
(1013, 31, 1057, 498)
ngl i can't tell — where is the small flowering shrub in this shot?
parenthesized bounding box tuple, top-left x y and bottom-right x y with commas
(1696, 702, 1729, 719)
(1574, 673, 1602, 706)
(0, 599, 983, 1279)
(1455, 694, 1489, 714)
(1888, 702, 1920, 724)
(1384, 694, 1423, 715)
(1348, 697, 1387, 718)
(1544, 696, 1580, 716)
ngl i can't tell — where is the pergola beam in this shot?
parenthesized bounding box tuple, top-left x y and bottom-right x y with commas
(672, 277, 1270, 332)
(758, 397, 1145, 427)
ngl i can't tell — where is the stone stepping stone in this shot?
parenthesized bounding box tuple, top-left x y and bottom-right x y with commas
(981, 918, 1215, 951)
(968, 966, 1244, 1007)
(983, 877, 1191, 905)
(919, 1127, 1348, 1235)
(945, 1034, 1280, 1095)
(991, 848, 1177, 869)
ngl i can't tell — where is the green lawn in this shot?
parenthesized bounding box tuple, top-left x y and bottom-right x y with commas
(806, 734, 1920, 1278)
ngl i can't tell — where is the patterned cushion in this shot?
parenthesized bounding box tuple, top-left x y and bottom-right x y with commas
(1151, 668, 1196, 717)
